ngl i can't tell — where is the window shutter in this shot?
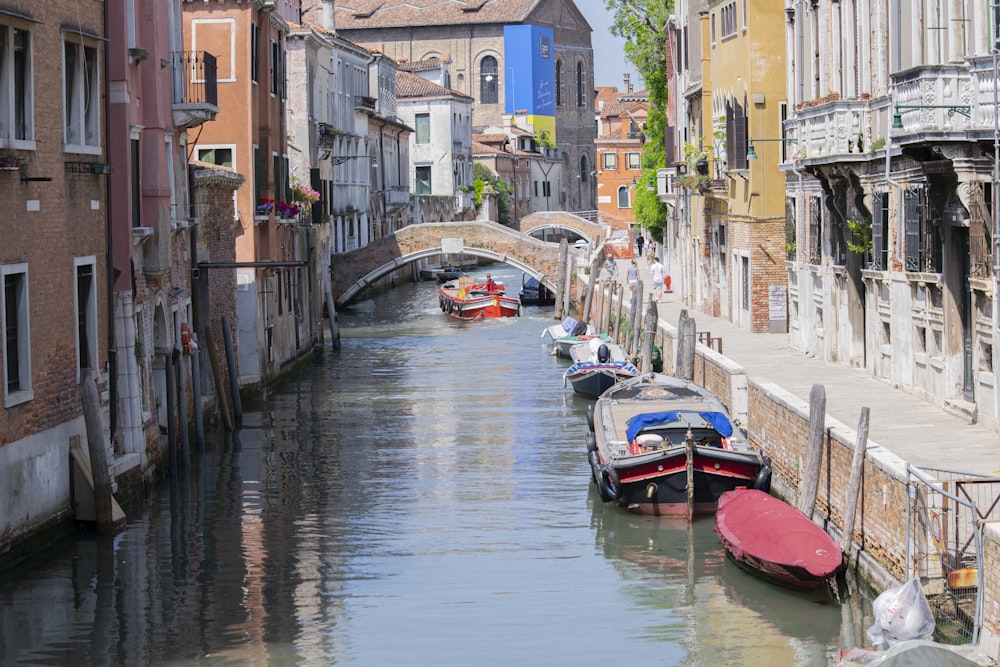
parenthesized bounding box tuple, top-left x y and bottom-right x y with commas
(871, 192, 884, 270)
(904, 189, 921, 271)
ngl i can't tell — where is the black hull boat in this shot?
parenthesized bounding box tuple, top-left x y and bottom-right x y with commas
(586, 373, 771, 517)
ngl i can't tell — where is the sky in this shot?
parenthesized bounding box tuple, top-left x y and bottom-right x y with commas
(575, 1, 643, 91)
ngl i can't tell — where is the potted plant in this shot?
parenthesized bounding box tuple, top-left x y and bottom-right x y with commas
(0, 146, 20, 171)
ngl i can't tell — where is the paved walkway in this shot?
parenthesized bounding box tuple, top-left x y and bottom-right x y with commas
(608, 252, 1000, 474)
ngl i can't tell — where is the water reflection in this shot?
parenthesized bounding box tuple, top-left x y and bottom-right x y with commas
(0, 265, 869, 666)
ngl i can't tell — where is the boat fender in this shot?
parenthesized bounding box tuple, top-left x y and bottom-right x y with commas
(753, 465, 772, 492)
(585, 432, 597, 453)
(516, 305, 521, 317)
(447, 300, 454, 314)
(456, 305, 463, 317)
(601, 465, 621, 501)
(591, 454, 613, 502)
(588, 449, 602, 484)
(586, 404, 595, 432)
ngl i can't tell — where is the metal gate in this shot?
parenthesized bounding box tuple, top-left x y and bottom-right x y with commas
(905, 465, 1000, 645)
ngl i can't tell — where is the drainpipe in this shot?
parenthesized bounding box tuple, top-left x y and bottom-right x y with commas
(103, 1, 118, 446)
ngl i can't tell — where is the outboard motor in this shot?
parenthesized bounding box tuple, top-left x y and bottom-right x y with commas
(597, 344, 611, 363)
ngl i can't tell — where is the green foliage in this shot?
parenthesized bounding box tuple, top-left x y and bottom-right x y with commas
(846, 217, 873, 255)
(605, 0, 672, 233)
(471, 163, 512, 224)
(537, 130, 555, 148)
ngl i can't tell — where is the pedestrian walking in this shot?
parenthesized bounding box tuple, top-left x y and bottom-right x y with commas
(602, 253, 617, 282)
(626, 259, 640, 294)
(650, 255, 667, 301)
(647, 240, 656, 263)
(636, 233, 644, 259)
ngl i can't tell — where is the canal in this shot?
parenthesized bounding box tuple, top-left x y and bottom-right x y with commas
(0, 265, 873, 665)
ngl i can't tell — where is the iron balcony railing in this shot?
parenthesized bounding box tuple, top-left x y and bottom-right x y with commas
(171, 51, 218, 108)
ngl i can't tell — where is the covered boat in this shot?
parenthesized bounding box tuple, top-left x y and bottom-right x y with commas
(541, 317, 610, 358)
(439, 275, 520, 319)
(564, 338, 639, 398)
(714, 488, 844, 592)
(518, 275, 555, 307)
(587, 373, 771, 517)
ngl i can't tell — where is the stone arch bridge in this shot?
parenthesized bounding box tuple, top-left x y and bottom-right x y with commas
(332, 214, 604, 306)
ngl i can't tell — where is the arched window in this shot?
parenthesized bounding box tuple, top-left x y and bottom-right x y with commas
(578, 155, 589, 183)
(576, 62, 585, 107)
(480, 55, 498, 104)
(617, 185, 631, 209)
(555, 60, 563, 106)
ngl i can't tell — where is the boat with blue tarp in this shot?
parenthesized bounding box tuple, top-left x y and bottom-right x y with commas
(586, 373, 772, 517)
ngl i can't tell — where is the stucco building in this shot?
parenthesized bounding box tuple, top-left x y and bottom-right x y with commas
(782, 0, 1000, 429)
(334, 0, 597, 214)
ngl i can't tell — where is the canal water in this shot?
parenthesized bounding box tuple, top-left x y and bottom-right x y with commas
(0, 265, 873, 666)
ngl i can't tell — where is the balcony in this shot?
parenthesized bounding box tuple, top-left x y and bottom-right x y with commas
(891, 65, 975, 145)
(355, 96, 377, 112)
(386, 186, 411, 209)
(792, 95, 875, 164)
(171, 51, 219, 129)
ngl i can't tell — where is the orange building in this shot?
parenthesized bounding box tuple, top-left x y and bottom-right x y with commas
(594, 82, 649, 247)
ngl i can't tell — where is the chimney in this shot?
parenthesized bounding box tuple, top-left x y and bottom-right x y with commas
(624, 73, 631, 93)
(318, 0, 335, 32)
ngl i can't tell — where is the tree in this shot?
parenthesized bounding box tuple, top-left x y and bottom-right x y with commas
(473, 163, 513, 225)
(604, 0, 672, 240)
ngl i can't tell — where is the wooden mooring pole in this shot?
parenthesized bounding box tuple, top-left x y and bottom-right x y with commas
(841, 407, 870, 553)
(799, 383, 827, 519)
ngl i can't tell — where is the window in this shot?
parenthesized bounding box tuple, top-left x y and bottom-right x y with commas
(131, 138, 141, 227)
(555, 60, 563, 106)
(0, 23, 32, 146)
(543, 181, 551, 197)
(741, 256, 750, 310)
(576, 62, 585, 107)
(415, 113, 430, 144)
(415, 165, 431, 194)
(626, 152, 641, 169)
(603, 152, 616, 170)
(904, 187, 940, 272)
(480, 56, 498, 104)
(2, 263, 30, 406)
(721, 3, 737, 39)
(75, 259, 97, 373)
(251, 23, 259, 84)
(64, 34, 100, 151)
(725, 98, 748, 169)
(870, 192, 888, 269)
(617, 185, 631, 208)
(197, 146, 234, 167)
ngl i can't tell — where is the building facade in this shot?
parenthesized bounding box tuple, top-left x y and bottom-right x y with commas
(334, 0, 597, 214)
(783, 0, 1000, 428)
(595, 84, 649, 236)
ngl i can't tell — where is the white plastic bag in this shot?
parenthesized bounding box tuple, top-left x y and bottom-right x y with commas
(866, 578, 936, 650)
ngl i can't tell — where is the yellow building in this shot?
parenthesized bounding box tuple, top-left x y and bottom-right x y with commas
(680, 2, 789, 332)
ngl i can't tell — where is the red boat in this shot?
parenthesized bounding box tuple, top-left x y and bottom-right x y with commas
(714, 488, 844, 592)
(438, 275, 520, 319)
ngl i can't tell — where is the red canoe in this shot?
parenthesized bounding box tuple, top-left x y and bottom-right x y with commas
(714, 488, 844, 592)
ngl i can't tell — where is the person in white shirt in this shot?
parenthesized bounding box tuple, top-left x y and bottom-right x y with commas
(650, 255, 667, 301)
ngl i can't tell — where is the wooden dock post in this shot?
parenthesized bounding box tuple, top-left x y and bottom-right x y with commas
(640, 298, 658, 373)
(841, 407, 870, 553)
(222, 316, 243, 429)
(554, 239, 567, 320)
(581, 251, 603, 324)
(799, 383, 826, 518)
(204, 327, 234, 432)
(677, 310, 696, 381)
(686, 428, 695, 520)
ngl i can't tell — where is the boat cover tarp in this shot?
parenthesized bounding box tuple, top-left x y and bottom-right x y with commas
(625, 410, 733, 442)
(714, 489, 843, 579)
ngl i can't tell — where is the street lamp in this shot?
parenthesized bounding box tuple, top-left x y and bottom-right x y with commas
(891, 104, 971, 129)
(330, 154, 377, 166)
(746, 137, 798, 161)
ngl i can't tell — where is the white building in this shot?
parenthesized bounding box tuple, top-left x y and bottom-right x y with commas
(395, 68, 474, 221)
(783, 1, 1000, 428)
